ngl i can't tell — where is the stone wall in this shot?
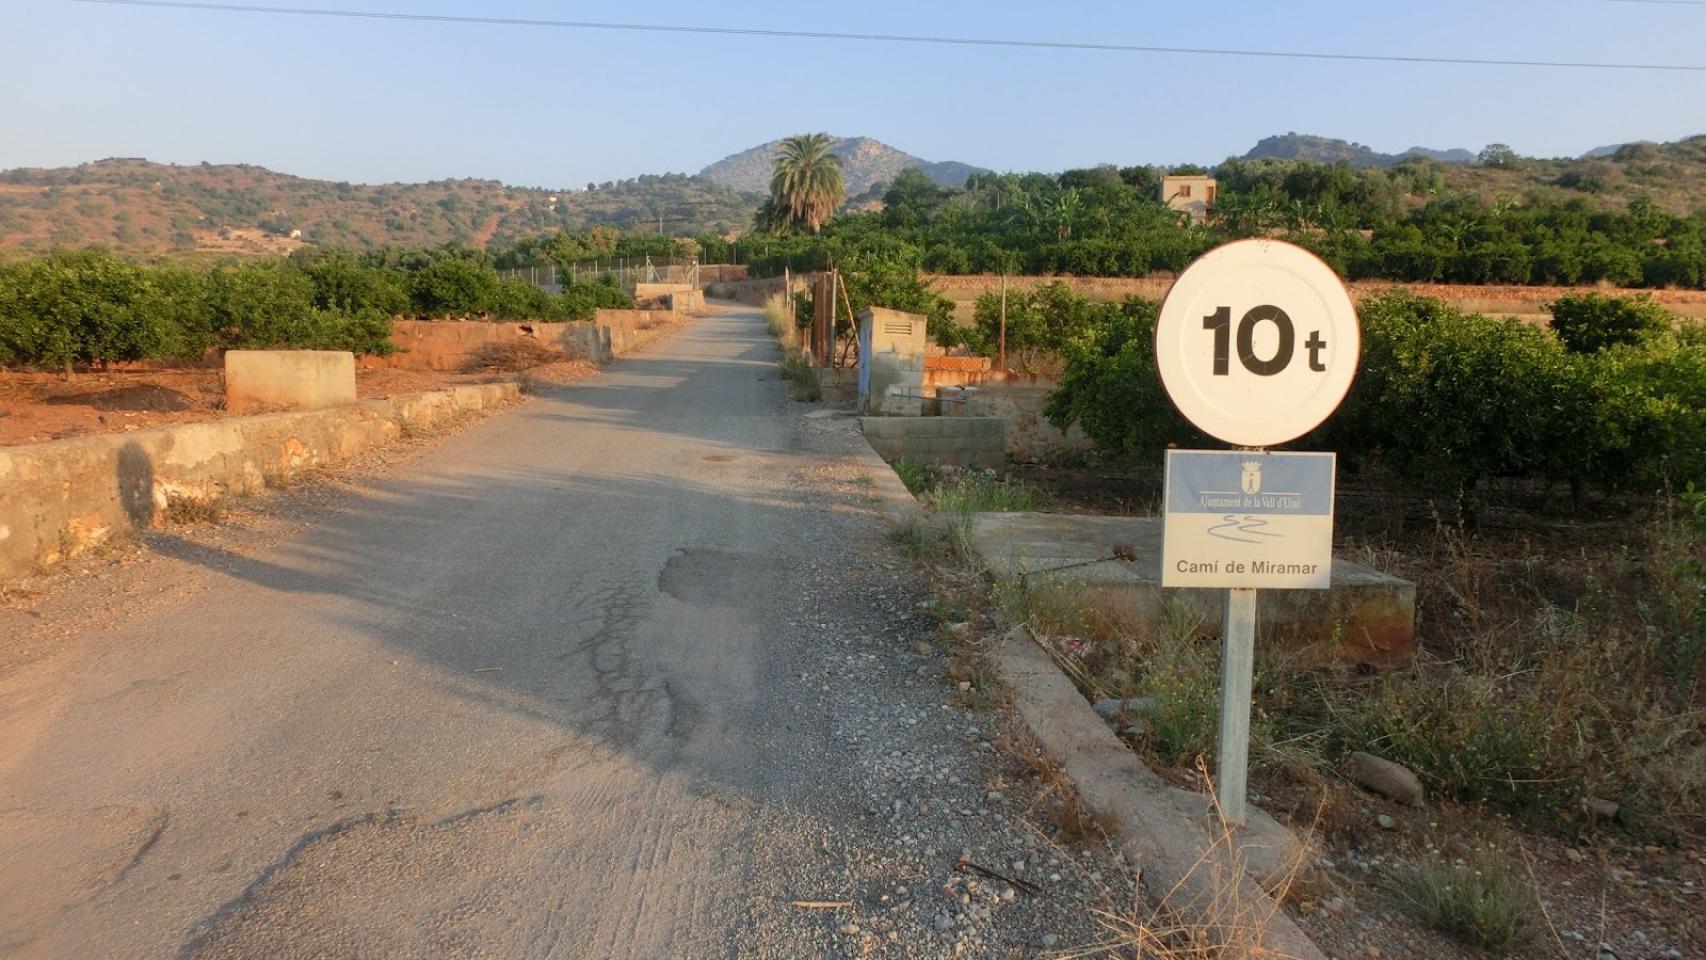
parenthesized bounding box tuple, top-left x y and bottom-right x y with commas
(384, 319, 604, 371)
(860, 416, 1006, 470)
(381, 309, 687, 373)
(0, 383, 520, 582)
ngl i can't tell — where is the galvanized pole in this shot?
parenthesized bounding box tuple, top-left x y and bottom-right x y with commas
(1217, 587, 1257, 824)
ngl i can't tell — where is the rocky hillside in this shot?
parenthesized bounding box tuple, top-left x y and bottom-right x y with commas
(699, 136, 986, 195)
(1242, 133, 1475, 168)
(0, 159, 760, 259)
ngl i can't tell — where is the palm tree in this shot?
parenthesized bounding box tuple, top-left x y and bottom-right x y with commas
(768, 133, 845, 235)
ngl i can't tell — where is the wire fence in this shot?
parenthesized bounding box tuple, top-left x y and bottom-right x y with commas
(497, 257, 704, 290)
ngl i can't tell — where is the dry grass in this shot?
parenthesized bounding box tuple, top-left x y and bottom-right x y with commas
(464, 338, 565, 373)
(1061, 762, 1320, 960)
(993, 727, 1107, 847)
(161, 494, 224, 525)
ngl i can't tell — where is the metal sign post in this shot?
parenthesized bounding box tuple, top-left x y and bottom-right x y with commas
(1153, 239, 1360, 824)
(1218, 587, 1257, 823)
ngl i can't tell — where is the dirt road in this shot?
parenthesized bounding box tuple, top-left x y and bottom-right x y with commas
(0, 305, 1127, 959)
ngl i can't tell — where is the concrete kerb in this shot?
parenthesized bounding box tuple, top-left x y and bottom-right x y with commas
(852, 426, 1327, 960)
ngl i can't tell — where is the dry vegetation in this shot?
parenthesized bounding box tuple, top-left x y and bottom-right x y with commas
(890, 460, 1705, 958)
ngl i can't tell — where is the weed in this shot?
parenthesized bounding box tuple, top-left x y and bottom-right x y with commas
(994, 727, 1105, 846)
(779, 351, 821, 402)
(1397, 851, 1539, 953)
(891, 458, 933, 494)
(931, 469, 1042, 514)
(1072, 760, 1318, 960)
(162, 494, 225, 525)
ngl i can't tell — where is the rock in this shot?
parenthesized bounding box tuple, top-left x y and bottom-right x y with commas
(1039, 932, 1059, 947)
(1346, 752, 1424, 806)
(1589, 797, 1620, 820)
(1092, 698, 1123, 720)
(837, 922, 860, 936)
(957, 680, 971, 692)
(1376, 814, 1397, 830)
(913, 641, 934, 656)
(932, 913, 951, 932)
(1565, 847, 1586, 863)
(1119, 722, 1147, 738)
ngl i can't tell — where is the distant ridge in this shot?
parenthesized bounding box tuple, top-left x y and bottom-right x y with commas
(1241, 133, 1474, 168)
(699, 136, 987, 195)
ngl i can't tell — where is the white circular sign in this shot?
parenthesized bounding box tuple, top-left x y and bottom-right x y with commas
(1155, 239, 1360, 447)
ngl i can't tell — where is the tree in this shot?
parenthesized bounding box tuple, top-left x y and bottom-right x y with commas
(1478, 143, 1520, 169)
(768, 133, 845, 235)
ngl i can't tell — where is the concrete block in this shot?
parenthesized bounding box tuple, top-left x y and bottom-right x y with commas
(969, 512, 1416, 668)
(225, 350, 356, 414)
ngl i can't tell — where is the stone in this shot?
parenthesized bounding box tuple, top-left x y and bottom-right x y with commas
(1346, 752, 1425, 806)
(1589, 797, 1620, 820)
(1039, 933, 1059, 947)
(1376, 814, 1397, 830)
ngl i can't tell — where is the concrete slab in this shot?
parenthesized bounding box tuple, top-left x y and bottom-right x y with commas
(970, 512, 1416, 667)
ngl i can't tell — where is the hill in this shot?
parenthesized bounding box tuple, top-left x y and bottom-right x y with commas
(699, 136, 986, 195)
(0, 159, 760, 259)
(1242, 133, 1475, 168)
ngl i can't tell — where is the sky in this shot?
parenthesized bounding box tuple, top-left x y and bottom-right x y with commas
(4, 0, 1705, 188)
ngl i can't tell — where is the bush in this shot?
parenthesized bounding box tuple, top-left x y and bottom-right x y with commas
(1550, 292, 1673, 353)
(1399, 853, 1540, 953)
(1044, 295, 1204, 465)
(0, 249, 179, 369)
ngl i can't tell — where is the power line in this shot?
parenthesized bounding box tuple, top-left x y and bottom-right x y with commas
(70, 0, 1706, 73)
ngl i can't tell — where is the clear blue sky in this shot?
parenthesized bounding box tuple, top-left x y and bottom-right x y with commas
(4, 0, 1704, 188)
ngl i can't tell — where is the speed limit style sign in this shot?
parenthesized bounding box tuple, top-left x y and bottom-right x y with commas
(1154, 239, 1360, 448)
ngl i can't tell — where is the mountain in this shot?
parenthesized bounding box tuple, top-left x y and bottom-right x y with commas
(0, 159, 760, 258)
(1241, 133, 1475, 169)
(699, 136, 987, 195)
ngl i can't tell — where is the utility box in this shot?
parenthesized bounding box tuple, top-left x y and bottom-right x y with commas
(858, 307, 927, 416)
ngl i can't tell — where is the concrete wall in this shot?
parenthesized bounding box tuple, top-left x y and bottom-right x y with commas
(593, 308, 682, 357)
(939, 382, 1091, 462)
(225, 350, 356, 414)
(860, 416, 1006, 470)
(705, 274, 823, 307)
(385, 319, 605, 371)
(665, 288, 706, 314)
(633, 282, 697, 300)
(0, 383, 519, 582)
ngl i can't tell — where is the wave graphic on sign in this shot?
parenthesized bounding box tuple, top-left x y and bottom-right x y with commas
(1207, 515, 1286, 544)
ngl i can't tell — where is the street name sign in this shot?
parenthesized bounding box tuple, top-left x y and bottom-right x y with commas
(1154, 239, 1360, 448)
(1150, 238, 1360, 825)
(1162, 449, 1336, 590)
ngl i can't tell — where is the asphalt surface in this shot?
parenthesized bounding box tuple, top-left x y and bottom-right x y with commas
(0, 304, 1129, 959)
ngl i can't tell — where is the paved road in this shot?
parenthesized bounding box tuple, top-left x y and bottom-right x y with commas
(0, 304, 1125, 959)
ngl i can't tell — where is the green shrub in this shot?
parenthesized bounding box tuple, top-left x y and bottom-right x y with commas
(0, 249, 175, 370)
(1051, 288, 1704, 496)
(1550, 292, 1673, 353)
(408, 257, 498, 317)
(1044, 296, 1203, 465)
(1399, 853, 1540, 953)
